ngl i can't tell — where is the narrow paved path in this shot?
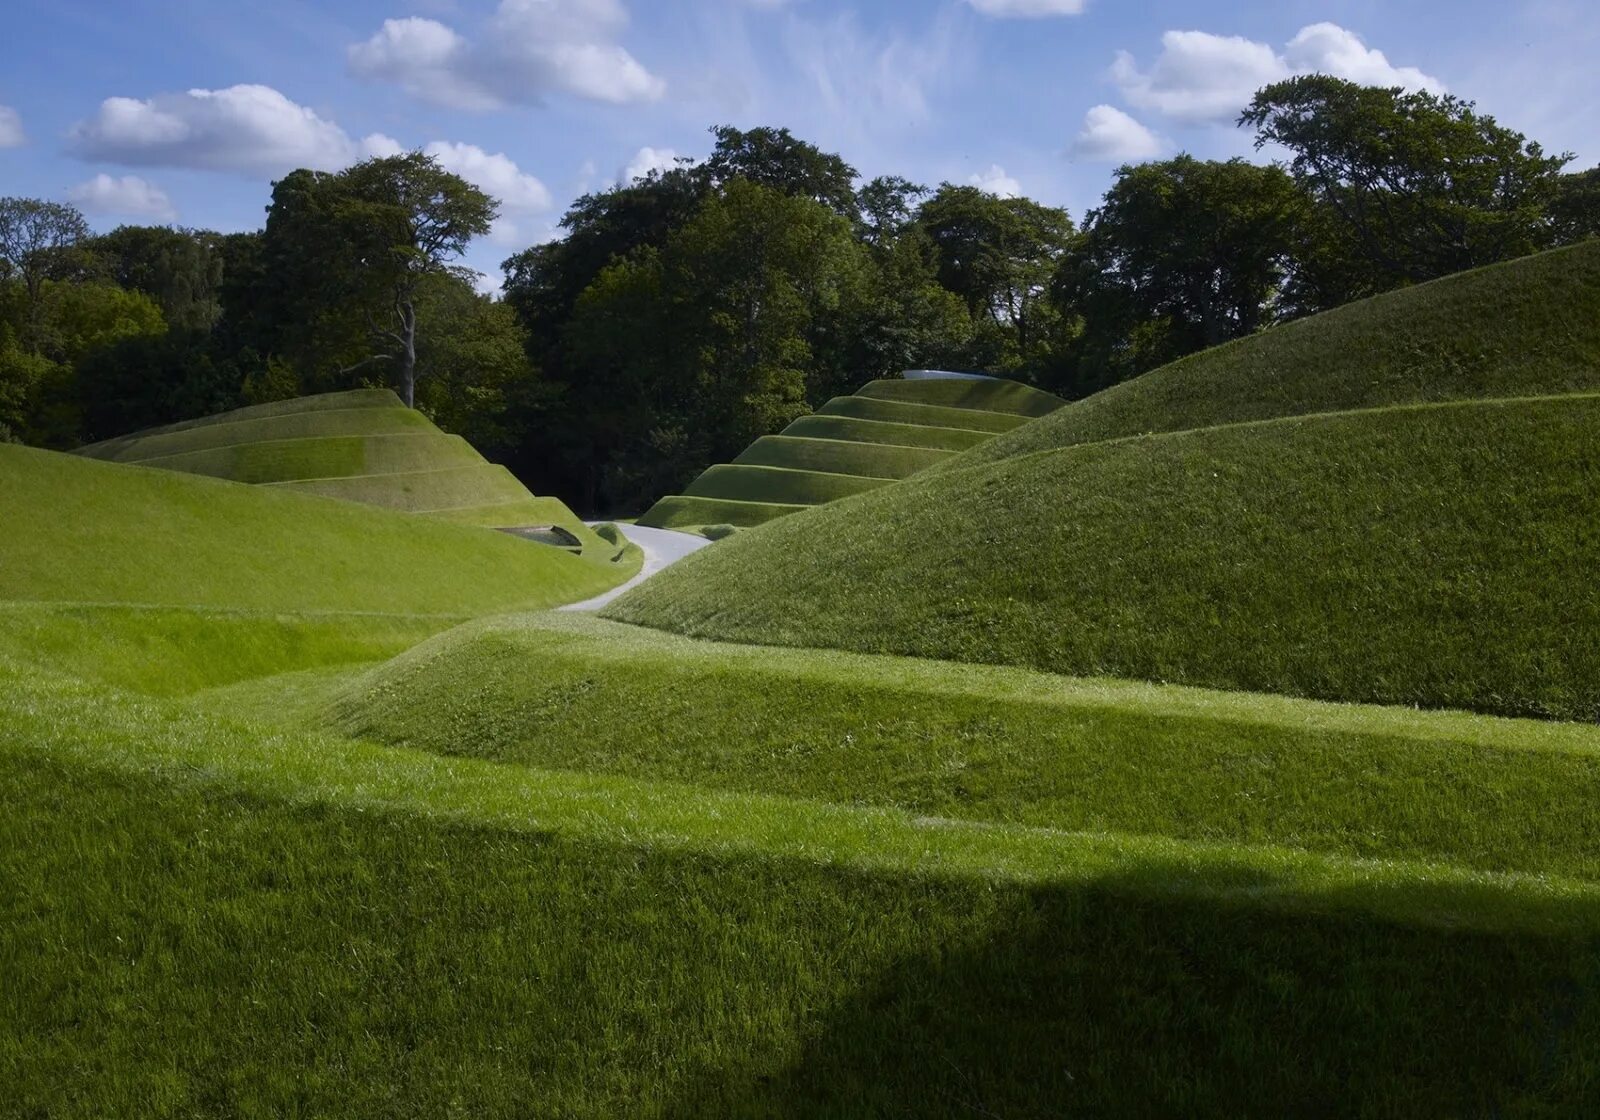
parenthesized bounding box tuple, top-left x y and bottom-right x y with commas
(558, 523, 711, 612)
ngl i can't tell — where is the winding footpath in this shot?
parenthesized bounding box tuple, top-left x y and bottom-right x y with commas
(558, 523, 711, 612)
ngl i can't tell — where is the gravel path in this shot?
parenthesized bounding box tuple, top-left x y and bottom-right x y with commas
(558, 523, 711, 612)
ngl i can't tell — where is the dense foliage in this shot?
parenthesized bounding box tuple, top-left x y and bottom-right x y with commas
(3, 82, 1596, 511)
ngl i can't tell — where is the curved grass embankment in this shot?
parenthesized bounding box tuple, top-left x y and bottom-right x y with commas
(0, 444, 631, 614)
(608, 393, 1600, 720)
(732, 435, 954, 479)
(682, 464, 895, 505)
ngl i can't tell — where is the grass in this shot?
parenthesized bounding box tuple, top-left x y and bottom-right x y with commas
(682, 463, 895, 505)
(326, 612, 1600, 880)
(0, 444, 632, 614)
(957, 238, 1600, 469)
(637, 494, 810, 530)
(75, 389, 602, 545)
(609, 393, 1600, 720)
(732, 434, 954, 478)
(4, 655, 1600, 1115)
(781, 413, 994, 450)
(856, 376, 1066, 416)
(817, 394, 1031, 431)
(132, 432, 484, 484)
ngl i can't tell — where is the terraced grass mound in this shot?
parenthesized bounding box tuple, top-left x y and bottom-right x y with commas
(6, 614, 1600, 1115)
(639, 374, 1064, 530)
(0, 444, 630, 614)
(609, 393, 1600, 720)
(955, 238, 1600, 470)
(75, 389, 598, 545)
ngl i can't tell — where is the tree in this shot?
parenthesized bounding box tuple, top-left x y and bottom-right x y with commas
(701, 125, 861, 220)
(1067, 156, 1305, 357)
(916, 186, 1074, 377)
(90, 225, 227, 332)
(0, 198, 92, 352)
(857, 176, 928, 251)
(1241, 76, 1569, 292)
(333, 153, 496, 407)
(1550, 166, 1600, 247)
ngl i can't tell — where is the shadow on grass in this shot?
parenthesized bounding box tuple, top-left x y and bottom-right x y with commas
(670, 881, 1600, 1119)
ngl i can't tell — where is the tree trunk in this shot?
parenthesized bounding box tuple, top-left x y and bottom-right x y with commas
(398, 299, 417, 408)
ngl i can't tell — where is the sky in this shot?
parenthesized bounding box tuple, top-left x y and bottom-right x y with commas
(3, 0, 1597, 287)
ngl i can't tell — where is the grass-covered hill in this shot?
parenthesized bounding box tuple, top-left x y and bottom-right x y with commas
(608, 243, 1600, 721)
(956, 237, 1600, 469)
(76, 388, 599, 547)
(0, 443, 630, 615)
(637, 373, 1063, 530)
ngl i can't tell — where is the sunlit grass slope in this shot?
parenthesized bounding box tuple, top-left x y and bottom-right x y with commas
(0, 444, 629, 614)
(957, 238, 1600, 469)
(75, 388, 597, 542)
(608, 393, 1600, 720)
(6, 654, 1600, 1116)
(638, 374, 1064, 530)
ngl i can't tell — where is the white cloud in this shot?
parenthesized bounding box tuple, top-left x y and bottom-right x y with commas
(621, 145, 681, 184)
(969, 164, 1021, 198)
(965, 0, 1087, 16)
(67, 84, 399, 175)
(1111, 24, 1443, 124)
(67, 174, 177, 221)
(782, 11, 958, 135)
(1071, 104, 1162, 162)
(423, 141, 552, 211)
(0, 106, 24, 148)
(348, 0, 665, 110)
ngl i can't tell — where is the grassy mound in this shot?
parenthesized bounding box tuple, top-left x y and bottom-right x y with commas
(0, 444, 630, 614)
(5, 629, 1600, 1115)
(958, 239, 1600, 469)
(608, 393, 1600, 720)
(638, 374, 1063, 530)
(75, 389, 597, 542)
(636, 495, 810, 530)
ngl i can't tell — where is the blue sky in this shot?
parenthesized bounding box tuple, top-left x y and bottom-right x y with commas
(3, 0, 1597, 286)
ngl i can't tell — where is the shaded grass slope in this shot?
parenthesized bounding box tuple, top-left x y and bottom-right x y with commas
(639, 374, 1063, 530)
(4, 661, 1600, 1116)
(0, 444, 629, 614)
(608, 393, 1600, 720)
(959, 238, 1600, 469)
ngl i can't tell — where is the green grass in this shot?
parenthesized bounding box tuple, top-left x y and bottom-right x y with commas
(78, 402, 433, 462)
(0, 444, 630, 614)
(636, 494, 810, 530)
(133, 432, 483, 484)
(682, 464, 894, 505)
(855, 376, 1066, 416)
(958, 238, 1600, 469)
(327, 611, 1600, 880)
(269, 463, 534, 512)
(732, 434, 954, 478)
(781, 413, 994, 450)
(76, 388, 401, 459)
(4, 656, 1600, 1115)
(817, 394, 1031, 432)
(609, 393, 1600, 720)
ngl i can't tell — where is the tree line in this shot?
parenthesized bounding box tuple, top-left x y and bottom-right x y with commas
(3, 76, 1596, 515)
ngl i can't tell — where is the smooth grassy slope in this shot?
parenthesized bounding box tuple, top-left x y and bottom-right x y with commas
(326, 612, 1600, 881)
(0, 444, 630, 614)
(75, 388, 401, 460)
(132, 431, 483, 484)
(682, 463, 895, 504)
(855, 376, 1065, 416)
(609, 393, 1600, 720)
(781, 413, 993, 450)
(732, 435, 955, 478)
(817, 394, 1031, 432)
(636, 495, 810, 530)
(5, 659, 1600, 1116)
(956, 239, 1600, 469)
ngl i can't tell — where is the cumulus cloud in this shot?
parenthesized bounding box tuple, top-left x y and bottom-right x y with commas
(67, 84, 400, 174)
(424, 141, 552, 210)
(1070, 104, 1162, 162)
(965, 0, 1087, 16)
(1112, 23, 1443, 124)
(348, 0, 665, 110)
(969, 164, 1021, 198)
(67, 174, 177, 221)
(0, 106, 24, 148)
(621, 145, 681, 184)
